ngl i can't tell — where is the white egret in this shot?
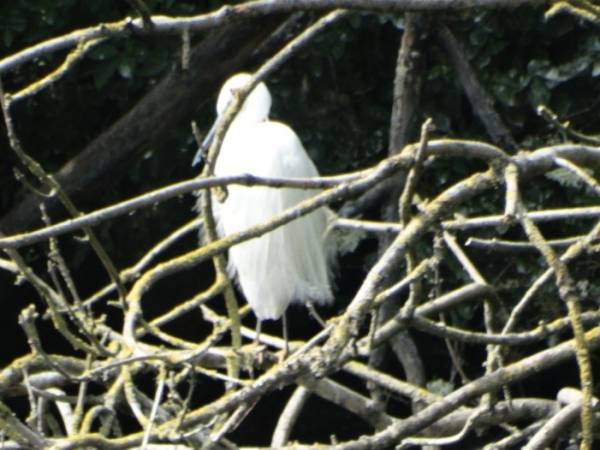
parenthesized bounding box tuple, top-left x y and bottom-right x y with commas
(194, 73, 333, 347)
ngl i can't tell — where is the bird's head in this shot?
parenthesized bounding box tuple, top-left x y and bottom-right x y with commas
(192, 73, 272, 167)
(216, 73, 272, 123)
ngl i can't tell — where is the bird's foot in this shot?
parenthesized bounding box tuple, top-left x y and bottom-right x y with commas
(277, 345, 289, 364)
(306, 303, 327, 328)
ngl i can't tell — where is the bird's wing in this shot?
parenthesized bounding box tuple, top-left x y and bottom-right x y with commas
(214, 121, 333, 320)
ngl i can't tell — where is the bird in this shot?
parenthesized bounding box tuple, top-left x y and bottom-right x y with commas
(193, 73, 334, 350)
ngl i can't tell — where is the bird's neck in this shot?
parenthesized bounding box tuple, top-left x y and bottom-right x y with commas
(229, 114, 267, 129)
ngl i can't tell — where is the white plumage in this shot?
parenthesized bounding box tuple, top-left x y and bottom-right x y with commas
(208, 73, 333, 321)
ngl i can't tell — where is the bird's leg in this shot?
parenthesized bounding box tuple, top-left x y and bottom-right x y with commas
(306, 302, 327, 328)
(281, 312, 289, 360)
(254, 319, 262, 346)
(249, 319, 263, 379)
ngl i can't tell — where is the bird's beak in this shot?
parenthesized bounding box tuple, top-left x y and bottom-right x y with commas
(191, 119, 218, 167)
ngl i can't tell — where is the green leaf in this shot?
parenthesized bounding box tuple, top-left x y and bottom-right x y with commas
(528, 78, 550, 107)
(93, 60, 118, 89)
(118, 60, 134, 79)
(88, 44, 119, 61)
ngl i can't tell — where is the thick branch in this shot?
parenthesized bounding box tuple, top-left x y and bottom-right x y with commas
(437, 25, 516, 150)
(0, 18, 281, 233)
